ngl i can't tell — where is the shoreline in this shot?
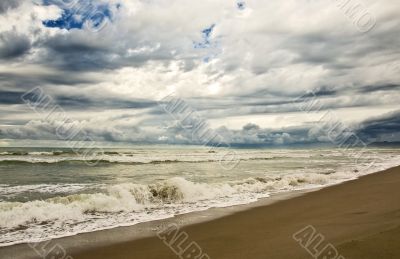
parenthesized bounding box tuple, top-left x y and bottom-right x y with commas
(1, 165, 400, 258)
(0, 187, 313, 258)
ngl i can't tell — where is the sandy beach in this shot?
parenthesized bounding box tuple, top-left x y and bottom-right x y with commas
(1, 165, 399, 259)
(72, 165, 400, 259)
(70, 165, 400, 259)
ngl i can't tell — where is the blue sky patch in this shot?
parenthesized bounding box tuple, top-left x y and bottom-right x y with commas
(237, 1, 246, 10)
(42, 0, 116, 30)
(193, 24, 221, 62)
(194, 24, 216, 49)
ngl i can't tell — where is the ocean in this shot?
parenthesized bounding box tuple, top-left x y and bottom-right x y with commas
(0, 146, 399, 247)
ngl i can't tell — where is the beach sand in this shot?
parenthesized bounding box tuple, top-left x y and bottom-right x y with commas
(1, 166, 400, 259)
(74, 165, 400, 259)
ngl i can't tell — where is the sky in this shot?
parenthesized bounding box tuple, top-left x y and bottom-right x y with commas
(0, 0, 399, 147)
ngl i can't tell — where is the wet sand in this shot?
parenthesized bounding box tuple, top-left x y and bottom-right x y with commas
(71, 165, 400, 259)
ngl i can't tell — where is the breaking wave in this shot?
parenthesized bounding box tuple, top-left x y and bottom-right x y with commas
(0, 171, 357, 246)
(0, 148, 398, 247)
(0, 151, 312, 165)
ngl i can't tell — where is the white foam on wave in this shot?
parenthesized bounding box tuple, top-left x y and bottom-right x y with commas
(0, 178, 253, 246)
(0, 167, 372, 247)
(0, 149, 398, 247)
(0, 149, 314, 164)
(0, 184, 93, 197)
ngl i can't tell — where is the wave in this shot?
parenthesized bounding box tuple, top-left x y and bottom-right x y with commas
(0, 171, 353, 243)
(1, 148, 376, 166)
(1, 157, 399, 247)
(0, 178, 242, 229)
(0, 150, 398, 246)
(0, 154, 312, 165)
(0, 184, 94, 198)
(0, 148, 382, 166)
(0, 151, 73, 156)
(0, 159, 201, 165)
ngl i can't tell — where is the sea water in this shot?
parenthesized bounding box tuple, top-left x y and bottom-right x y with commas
(0, 146, 399, 246)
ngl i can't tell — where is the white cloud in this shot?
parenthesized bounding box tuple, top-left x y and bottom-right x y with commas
(0, 0, 399, 145)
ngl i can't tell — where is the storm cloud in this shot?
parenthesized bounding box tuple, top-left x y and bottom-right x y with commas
(0, 0, 399, 146)
(0, 0, 22, 14)
(0, 31, 30, 59)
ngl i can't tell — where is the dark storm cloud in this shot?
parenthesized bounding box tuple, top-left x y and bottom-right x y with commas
(1, 0, 400, 146)
(0, 90, 25, 104)
(283, 19, 400, 73)
(39, 26, 184, 72)
(0, 0, 22, 13)
(357, 111, 400, 142)
(0, 88, 158, 109)
(1, 109, 398, 146)
(359, 84, 400, 93)
(55, 96, 158, 109)
(135, 123, 319, 148)
(154, 87, 394, 122)
(42, 35, 114, 71)
(286, 86, 338, 103)
(0, 31, 30, 59)
(288, 34, 344, 65)
(214, 124, 317, 147)
(46, 37, 106, 53)
(0, 71, 97, 90)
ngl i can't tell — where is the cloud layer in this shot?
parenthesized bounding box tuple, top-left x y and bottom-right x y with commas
(0, 0, 399, 146)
